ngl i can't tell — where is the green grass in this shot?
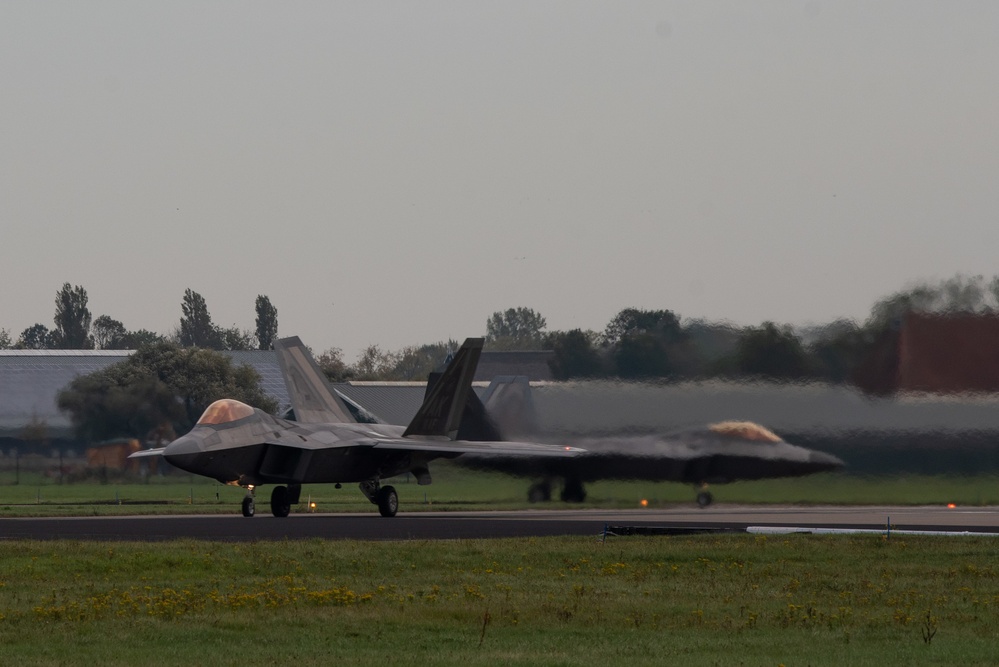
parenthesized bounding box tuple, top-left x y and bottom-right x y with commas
(1, 464, 998, 517)
(2, 534, 998, 665)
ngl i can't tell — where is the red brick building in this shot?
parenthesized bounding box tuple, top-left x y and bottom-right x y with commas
(856, 312, 999, 395)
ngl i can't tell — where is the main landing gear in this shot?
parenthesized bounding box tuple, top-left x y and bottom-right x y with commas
(359, 480, 399, 517)
(560, 476, 587, 503)
(528, 480, 552, 503)
(526, 477, 587, 503)
(696, 485, 714, 508)
(240, 484, 302, 517)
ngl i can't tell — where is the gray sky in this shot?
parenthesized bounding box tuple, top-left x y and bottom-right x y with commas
(3, 1, 998, 360)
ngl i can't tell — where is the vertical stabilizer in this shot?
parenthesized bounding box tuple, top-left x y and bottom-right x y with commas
(425, 370, 504, 442)
(403, 338, 483, 438)
(273, 336, 356, 424)
(480, 376, 540, 438)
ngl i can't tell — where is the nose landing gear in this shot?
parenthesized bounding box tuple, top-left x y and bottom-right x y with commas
(241, 489, 255, 517)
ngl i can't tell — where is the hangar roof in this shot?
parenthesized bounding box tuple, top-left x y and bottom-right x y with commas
(0, 349, 289, 439)
(0, 350, 132, 437)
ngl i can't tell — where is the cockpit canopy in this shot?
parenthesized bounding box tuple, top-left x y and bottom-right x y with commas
(197, 399, 255, 426)
(708, 421, 782, 443)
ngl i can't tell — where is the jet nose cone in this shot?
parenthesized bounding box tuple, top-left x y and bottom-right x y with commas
(809, 450, 845, 472)
(163, 435, 203, 468)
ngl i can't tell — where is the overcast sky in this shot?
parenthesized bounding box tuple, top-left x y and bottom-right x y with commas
(2, 1, 998, 359)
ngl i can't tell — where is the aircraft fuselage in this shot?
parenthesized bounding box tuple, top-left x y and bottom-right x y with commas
(163, 409, 444, 487)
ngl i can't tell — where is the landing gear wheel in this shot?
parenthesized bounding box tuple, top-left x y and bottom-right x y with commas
(376, 485, 398, 517)
(270, 485, 291, 518)
(560, 477, 587, 503)
(528, 481, 552, 503)
(241, 496, 255, 517)
(696, 491, 713, 508)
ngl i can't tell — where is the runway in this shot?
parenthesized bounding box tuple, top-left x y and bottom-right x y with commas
(2, 505, 999, 541)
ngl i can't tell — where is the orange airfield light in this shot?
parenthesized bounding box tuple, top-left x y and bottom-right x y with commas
(947, 503, 956, 509)
(640, 499, 649, 507)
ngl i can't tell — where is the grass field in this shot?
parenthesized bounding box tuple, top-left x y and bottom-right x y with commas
(1, 464, 998, 517)
(2, 534, 998, 665)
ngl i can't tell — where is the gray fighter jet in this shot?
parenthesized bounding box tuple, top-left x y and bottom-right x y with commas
(130, 338, 582, 517)
(453, 377, 845, 507)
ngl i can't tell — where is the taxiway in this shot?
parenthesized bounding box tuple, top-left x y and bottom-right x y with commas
(2, 505, 997, 541)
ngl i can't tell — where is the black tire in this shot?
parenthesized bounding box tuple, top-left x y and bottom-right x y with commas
(696, 491, 713, 508)
(560, 478, 587, 503)
(376, 485, 398, 518)
(241, 496, 255, 517)
(271, 485, 291, 518)
(528, 481, 552, 503)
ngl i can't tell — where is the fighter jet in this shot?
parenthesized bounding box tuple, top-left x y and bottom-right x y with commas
(451, 376, 845, 507)
(129, 338, 582, 517)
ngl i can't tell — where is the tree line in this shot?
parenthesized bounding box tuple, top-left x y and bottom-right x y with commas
(489, 274, 999, 383)
(5, 273, 999, 387)
(19, 273, 999, 445)
(0, 285, 279, 352)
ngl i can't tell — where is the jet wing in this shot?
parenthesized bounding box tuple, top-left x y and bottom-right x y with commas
(129, 447, 166, 458)
(371, 439, 583, 458)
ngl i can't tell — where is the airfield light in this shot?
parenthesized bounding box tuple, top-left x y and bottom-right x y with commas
(948, 503, 956, 509)
(640, 499, 649, 507)
(310, 502, 317, 510)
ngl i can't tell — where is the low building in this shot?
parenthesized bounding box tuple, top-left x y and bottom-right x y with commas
(855, 312, 999, 395)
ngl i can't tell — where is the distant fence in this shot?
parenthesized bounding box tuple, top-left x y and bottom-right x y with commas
(0, 451, 176, 485)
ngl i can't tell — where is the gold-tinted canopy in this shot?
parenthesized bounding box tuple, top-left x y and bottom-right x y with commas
(708, 421, 782, 443)
(197, 399, 255, 426)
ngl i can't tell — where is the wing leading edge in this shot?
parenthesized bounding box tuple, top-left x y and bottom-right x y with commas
(372, 438, 582, 457)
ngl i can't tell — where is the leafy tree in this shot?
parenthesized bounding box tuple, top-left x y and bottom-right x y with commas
(57, 371, 184, 443)
(0, 328, 11, 349)
(254, 295, 278, 350)
(808, 319, 872, 384)
(219, 326, 255, 351)
(614, 332, 672, 378)
(547, 329, 603, 379)
(387, 342, 454, 381)
(15, 323, 54, 349)
(867, 273, 999, 330)
(92, 315, 128, 350)
(602, 309, 686, 379)
(57, 341, 277, 441)
(603, 308, 683, 346)
(316, 347, 351, 382)
(179, 289, 222, 349)
(681, 320, 742, 377)
(119, 329, 165, 349)
(20, 415, 49, 447)
(734, 322, 811, 380)
(51, 283, 93, 349)
(485, 307, 547, 350)
(352, 345, 397, 380)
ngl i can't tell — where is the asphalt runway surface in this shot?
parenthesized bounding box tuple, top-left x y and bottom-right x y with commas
(2, 505, 999, 541)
